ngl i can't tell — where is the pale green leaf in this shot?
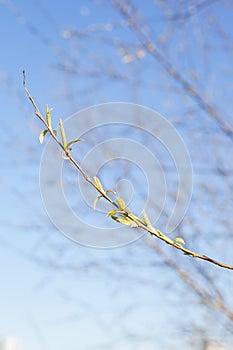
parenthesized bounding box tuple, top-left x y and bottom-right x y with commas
(106, 210, 123, 217)
(116, 197, 126, 210)
(174, 237, 186, 244)
(93, 195, 103, 210)
(59, 119, 67, 150)
(112, 217, 131, 225)
(106, 189, 116, 194)
(67, 138, 84, 150)
(46, 104, 52, 128)
(141, 209, 154, 229)
(39, 129, 48, 144)
(111, 216, 138, 227)
(93, 176, 104, 192)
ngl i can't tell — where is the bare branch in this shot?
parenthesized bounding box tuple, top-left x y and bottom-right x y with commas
(112, 0, 233, 141)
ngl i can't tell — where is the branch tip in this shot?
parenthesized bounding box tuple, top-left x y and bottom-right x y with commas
(23, 70, 26, 88)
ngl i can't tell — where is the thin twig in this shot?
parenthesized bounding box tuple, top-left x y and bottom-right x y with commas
(23, 70, 117, 207)
(23, 71, 233, 270)
(112, 0, 233, 141)
(146, 237, 233, 321)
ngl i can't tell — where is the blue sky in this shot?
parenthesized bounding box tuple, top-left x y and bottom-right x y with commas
(1, 1, 233, 349)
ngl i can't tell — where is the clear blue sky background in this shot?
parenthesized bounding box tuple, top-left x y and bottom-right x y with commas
(1, 1, 233, 349)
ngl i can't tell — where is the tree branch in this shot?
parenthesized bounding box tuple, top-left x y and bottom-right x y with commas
(112, 0, 233, 141)
(23, 70, 233, 270)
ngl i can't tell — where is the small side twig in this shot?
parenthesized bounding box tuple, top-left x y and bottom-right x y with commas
(23, 70, 233, 270)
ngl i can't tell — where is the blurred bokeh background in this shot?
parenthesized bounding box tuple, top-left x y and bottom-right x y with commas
(1, 1, 233, 349)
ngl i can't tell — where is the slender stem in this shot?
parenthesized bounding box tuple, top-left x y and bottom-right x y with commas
(23, 70, 117, 208)
(112, 0, 233, 140)
(23, 71, 233, 270)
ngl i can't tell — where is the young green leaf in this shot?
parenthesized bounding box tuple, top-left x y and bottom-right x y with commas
(106, 189, 116, 195)
(93, 176, 104, 192)
(66, 138, 84, 151)
(39, 129, 49, 144)
(141, 209, 154, 229)
(174, 237, 186, 245)
(116, 197, 126, 210)
(111, 216, 136, 227)
(93, 195, 103, 210)
(106, 209, 123, 217)
(39, 129, 56, 144)
(59, 119, 67, 150)
(46, 104, 52, 128)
